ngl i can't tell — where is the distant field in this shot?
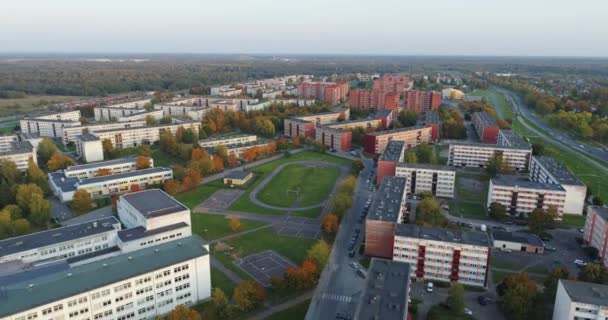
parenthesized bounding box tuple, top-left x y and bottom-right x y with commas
(0, 95, 82, 116)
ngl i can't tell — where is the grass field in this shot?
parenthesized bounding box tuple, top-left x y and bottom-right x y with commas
(191, 213, 267, 240)
(456, 202, 488, 219)
(257, 164, 340, 207)
(560, 214, 586, 228)
(176, 184, 223, 209)
(0, 95, 82, 116)
(263, 299, 311, 320)
(293, 207, 323, 218)
(210, 267, 237, 296)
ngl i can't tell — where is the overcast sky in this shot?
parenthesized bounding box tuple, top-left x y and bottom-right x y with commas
(1, 0, 607, 57)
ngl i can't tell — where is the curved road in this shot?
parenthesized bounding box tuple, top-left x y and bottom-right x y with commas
(248, 160, 349, 211)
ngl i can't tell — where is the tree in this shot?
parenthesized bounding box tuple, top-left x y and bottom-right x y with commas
(233, 280, 265, 312)
(163, 179, 180, 196)
(145, 114, 157, 125)
(403, 152, 417, 163)
(166, 304, 201, 320)
(37, 138, 58, 164)
(129, 184, 142, 193)
(398, 109, 418, 127)
(307, 239, 330, 269)
(212, 287, 228, 310)
(29, 193, 50, 226)
(499, 273, 539, 320)
(182, 167, 202, 191)
(528, 207, 555, 234)
(12, 218, 30, 236)
(543, 267, 574, 302)
(416, 197, 448, 227)
(486, 155, 503, 177)
(135, 156, 151, 169)
(330, 193, 353, 218)
(71, 189, 93, 215)
(578, 263, 608, 284)
(321, 213, 339, 234)
(215, 145, 228, 161)
(199, 157, 215, 175)
(102, 139, 114, 158)
(292, 135, 301, 147)
(26, 159, 50, 195)
(191, 148, 209, 162)
(337, 175, 357, 195)
(228, 153, 238, 167)
(2, 205, 22, 220)
(47, 152, 74, 171)
(415, 143, 436, 164)
(175, 126, 185, 143)
(351, 160, 364, 175)
(1, 159, 20, 185)
(137, 145, 152, 157)
(96, 168, 112, 176)
(16, 183, 44, 215)
(213, 156, 224, 172)
(229, 216, 241, 232)
(489, 202, 508, 221)
(447, 283, 465, 314)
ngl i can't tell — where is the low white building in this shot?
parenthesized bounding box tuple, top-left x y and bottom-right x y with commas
(118, 109, 164, 122)
(155, 104, 206, 118)
(92, 122, 200, 149)
(447, 142, 532, 171)
(0, 141, 37, 171)
(60, 120, 147, 145)
(487, 175, 567, 217)
(199, 134, 257, 148)
(583, 206, 608, 268)
(552, 279, 608, 320)
(210, 86, 242, 97)
(395, 163, 456, 198)
(20, 110, 82, 138)
(529, 156, 586, 215)
(75, 134, 104, 163)
(64, 157, 149, 180)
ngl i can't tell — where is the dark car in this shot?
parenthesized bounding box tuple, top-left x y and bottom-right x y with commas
(348, 250, 356, 258)
(478, 295, 487, 306)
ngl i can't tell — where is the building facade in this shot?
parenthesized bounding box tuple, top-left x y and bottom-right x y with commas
(403, 90, 442, 113)
(75, 134, 104, 163)
(315, 119, 382, 151)
(199, 135, 257, 148)
(376, 141, 405, 185)
(363, 126, 432, 155)
(583, 206, 608, 267)
(60, 121, 147, 145)
(552, 280, 608, 320)
(64, 157, 147, 179)
(396, 163, 456, 198)
(297, 81, 348, 105)
(0, 141, 37, 171)
(93, 122, 200, 149)
(425, 111, 441, 142)
(472, 112, 499, 144)
(447, 143, 532, 171)
(487, 176, 567, 216)
(283, 110, 350, 138)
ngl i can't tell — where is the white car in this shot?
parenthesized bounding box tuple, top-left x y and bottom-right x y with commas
(500, 248, 512, 253)
(349, 262, 360, 270)
(426, 282, 434, 293)
(574, 259, 587, 267)
(464, 308, 473, 315)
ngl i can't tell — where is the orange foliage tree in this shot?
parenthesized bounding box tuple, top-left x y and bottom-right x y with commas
(135, 156, 151, 169)
(96, 168, 112, 176)
(321, 213, 339, 234)
(213, 156, 224, 172)
(229, 216, 241, 232)
(163, 179, 180, 196)
(228, 153, 238, 167)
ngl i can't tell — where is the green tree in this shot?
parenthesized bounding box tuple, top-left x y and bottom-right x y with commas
(16, 183, 44, 215)
(403, 152, 417, 163)
(528, 207, 556, 234)
(416, 197, 448, 227)
(1, 159, 20, 185)
(330, 193, 353, 218)
(415, 143, 436, 164)
(12, 218, 31, 236)
(543, 267, 574, 302)
(337, 175, 357, 195)
(398, 109, 418, 127)
(37, 138, 58, 164)
(26, 159, 50, 195)
(578, 263, 608, 284)
(29, 193, 50, 226)
(447, 283, 465, 314)
(145, 114, 157, 125)
(351, 160, 364, 175)
(72, 189, 93, 215)
(489, 202, 508, 221)
(307, 239, 331, 269)
(102, 139, 114, 158)
(214, 145, 228, 161)
(486, 155, 503, 177)
(499, 273, 539, 320)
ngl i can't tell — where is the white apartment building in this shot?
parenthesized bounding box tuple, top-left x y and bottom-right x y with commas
(363, 126, 433, 155)
(447, 142, 532, 171)
(583, 206, 608, 268)
(553, 280, 608, 320)
(0, 141, 37, 171)
(31, 110, 81, 121)
(210, 86, 242, 97)
(186, 108, 210, 121)
(60, 120, 147, 145)
(393, 224, 491, 287)
(155, 104, 206, 117)
(497, 129, 530, 148)
(487, 175, 567, 217)
(103, 98, 152, 109)
(396, 163, 456, 198)
(221, 141, 275, 158)
(0, 134, 18, 152)
(49, 167, 173, 202)
(118, 109, 164, 122)
(199, 134, 257, 148)
(92, 122, 200, 149)
(270, 98, 316, 107)
(529, 156, 587, 215)
(20, 110, 82, 138)
(93, 98, 151, 121)
(76, 134, 104, 163)
(64, 157, 150, 180)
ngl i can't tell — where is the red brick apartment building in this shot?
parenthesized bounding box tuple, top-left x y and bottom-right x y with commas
(424, 111, 441, 142)
(363, 126, 432, 155)
(349, 75, 409, 111)
(403, 90, 442, 113)
(376, 140, 405, 185)
(472, 112, 499, 144)
(298, 81, 348, 105)
(315, 118, 382, 151)
(283, 109, 350, 138)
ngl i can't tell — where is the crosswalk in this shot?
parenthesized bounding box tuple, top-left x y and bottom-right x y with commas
(321, 292, 353, 303)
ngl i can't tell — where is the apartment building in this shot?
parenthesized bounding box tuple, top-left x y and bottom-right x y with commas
(64, 157, 147, 179)
(529, 156, 587, 215)
(349, 89, 399, 111)
(20, 118, 82, 138)
(297, 81, 348, 105)
(199, 134, 257, 148)
(118, 109, 164, 122)
(363, 126, 432, 155)
(155, 104, 206, 117)
(0, 134, 18, 152)
(447, 143, 532, 171)
(75, 134, 104, 163)
(393, 224, 491, 287)
(375, 109, 394, 128)
(353, 258, 411, 320)
(376, 141, 405, 184)
(49, 167, 173, 202)
(94, 105, 151, 121)
(425, 111, 441, 142)
(92, 122, 200, 149)
(215, 140, 275, 158)
(315, 119, 383, 151)
(472, 112, 499, 144)
(0, 141, 37, 171)
(403, 90, 442, 113)
(396, 163, 456, 198)
(60, 120, 147, 145)
(365, 177, 408, 259)
(372, 75, 409, 96)
(100, 98, 152, 109)
(270, 98, 316, 107)
(283, 109, 350, 138)
(583, 206, 608, 267)
(553, 280, 608, 320)
(497, 129, 529, 148)
(27, 110, 81, 122)
(211, 85, 242, 97)
(487, 175, 567, 216)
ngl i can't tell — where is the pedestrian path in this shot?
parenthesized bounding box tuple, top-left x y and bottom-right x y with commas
(321, 292, 353, 303)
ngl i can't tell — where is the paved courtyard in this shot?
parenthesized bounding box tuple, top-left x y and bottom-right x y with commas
(234, 250, 297, 287)
(198, 189, 244, 211)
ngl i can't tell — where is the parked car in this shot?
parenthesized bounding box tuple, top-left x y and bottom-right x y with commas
(357, 269, 367, 278)
(464, 308, 473, 316)
(348, 250, 356, 258)
(544, 246, 557, 251)
(349, 262, 360, 270)
(500, 248, 512, 253)
(426, 282, 434, 293)
(574, 259, 587, 267)
(478, 296, 488, 306)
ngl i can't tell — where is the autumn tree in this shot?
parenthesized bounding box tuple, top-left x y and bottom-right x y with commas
(233, 280, 265, 312)
(330, 193, 352, 218)
(213, 156, 224, 172)
(228, 153, 238, 167)
(403, 152, 417, 163)
(16, 183, 44, 214)
(37, 138, 58, 164)
(191, 148, 208, 162)
(292, 135, 301, 147)
(137, 145, 152, 157)
(321, 213, 339, 234)
(163, 179, 180, 196)
(135, 156, 151, 169)
(307, 239, 330, 269)
(543, 267, 574, 303)
(215, 145, 228, 161)
(166, 304, 201, 320)
(498, 273, 539, 320)
(229, 216, 241, 232)
(182, 167, 202, 191)
(398, 109, 418, 127)
(96, 168, 112, 176)
(351, 160, 364, 175)
(175, 126, 185, 143)
(578, 263, 608, 284)
(47, 152, 75, 171)
(26, 159, 50, 195)
(101, 139, 114, 158)
(528, 207, 556, 234)
(129, 184, 142, 193)
(29, 193, 51, 226)
(416, 196, 448, 227)
(72, 189, 93, 215)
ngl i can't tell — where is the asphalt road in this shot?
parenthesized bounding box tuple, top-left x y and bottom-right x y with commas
(305, 158, 375, 320)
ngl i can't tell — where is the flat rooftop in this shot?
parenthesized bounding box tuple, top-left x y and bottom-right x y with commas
(76, 133, 99, 142)
(499, 129, 530, 148)
(120, 189, 188, 219)
(473, 111, 497, 127)
(492, 230, 544, 247)
(0, 141, 33, 156)
(379, 141, 405, 162)
(354, 258, 411, 320)
(117, 222, 189, 242)
(395, 224, 490, 247)
(397, 162, 454, 172)
(367, 176, 407, 222)
(93, 121, 199, 133)
(491, 175, 565, 191)
(425, 111, 440, 124)
(376, 109, 392, 118)
(48, 171, 79, 192)
(533, 156, 583, 186)
(0, 217, 120, 257)
(450, 141, 532, 151)
(199, 134, 256, 143)
(366, 125, 427, 136)
(560, 279, 608, 306)
(65, 157, 139, 172)
(225, 170, 252, 180)
(78, 167, 171, 186)
(0, 236, 209, 317)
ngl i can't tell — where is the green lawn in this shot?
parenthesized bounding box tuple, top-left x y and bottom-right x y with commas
(560, 214, 586, 228)
(210, 267, 237, 296)
(427, 305, 474, 320)
(263, 299, 311, 320)
(229, 151, 348, 215)
(456, 202, 488, 219)
(190, 213, 267, 240)
(257, 165, 340, 207)
(470, 88, 514, 120)
(176, 184, 223, 209)
(491, 270, 517, 284)
(293, 207, 323, 218)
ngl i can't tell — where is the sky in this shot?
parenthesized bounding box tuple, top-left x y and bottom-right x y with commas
(1, 0, 607, 57)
